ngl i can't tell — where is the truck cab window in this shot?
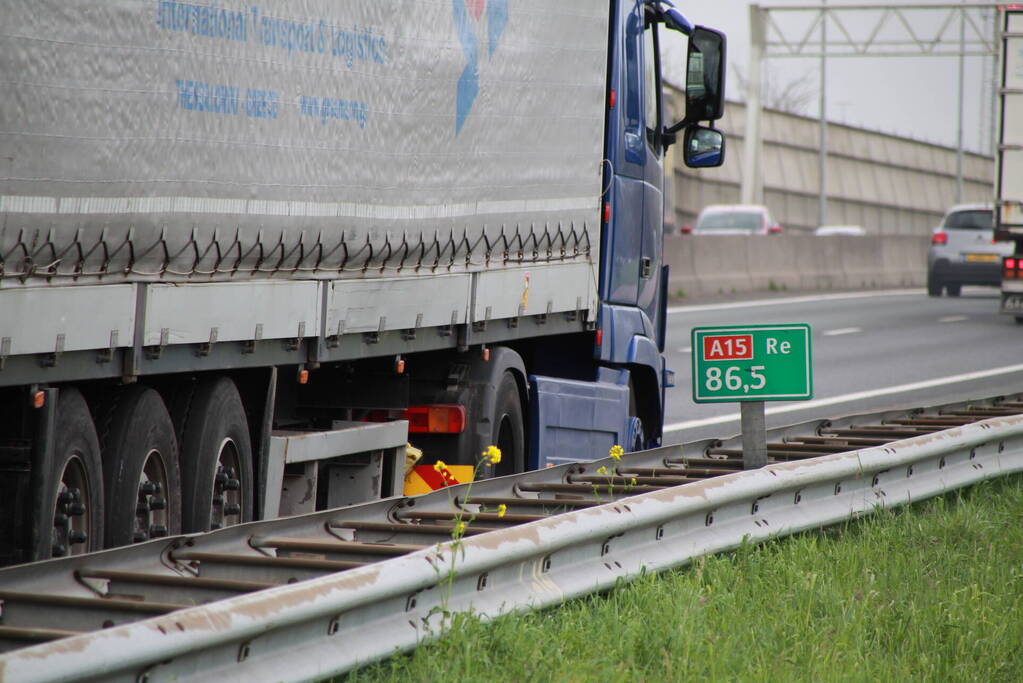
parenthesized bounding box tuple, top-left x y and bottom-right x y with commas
(643, 20, 661, 155)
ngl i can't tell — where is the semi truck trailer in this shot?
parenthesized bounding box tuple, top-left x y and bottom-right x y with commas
(997, 6, 1023, 319)
(0, 0, 726, 567)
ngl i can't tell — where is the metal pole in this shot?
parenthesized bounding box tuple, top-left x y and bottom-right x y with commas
(818, 1, 829, 228)
(990, 7, 1001, 161)
(741, 401, 768, 469)
(741, 5, 766, 205)
(956, 1, 966, 203)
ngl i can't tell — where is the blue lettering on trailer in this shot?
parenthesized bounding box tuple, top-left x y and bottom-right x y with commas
(175, 80, 240, 115)
(299, 96, 369, 128)
(155, 3, 387, 66)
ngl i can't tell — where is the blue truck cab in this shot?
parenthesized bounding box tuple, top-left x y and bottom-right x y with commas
(529, 2, 726, 464)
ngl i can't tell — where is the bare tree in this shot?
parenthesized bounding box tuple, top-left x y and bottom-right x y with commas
(731, 64, 818, 116)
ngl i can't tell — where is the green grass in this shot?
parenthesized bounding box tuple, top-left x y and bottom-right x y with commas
(344, 475, 1023, 682)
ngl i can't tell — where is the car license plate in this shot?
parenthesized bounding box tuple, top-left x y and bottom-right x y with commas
(1002, 295, 1023, 312)
(964, 253, 999, 263)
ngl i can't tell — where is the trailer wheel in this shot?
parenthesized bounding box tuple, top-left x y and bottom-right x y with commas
(488, 372, 525, 477)
(177, 377, 253, 532)
(97, 386, 181, 548)
(46, 388, 104, 558)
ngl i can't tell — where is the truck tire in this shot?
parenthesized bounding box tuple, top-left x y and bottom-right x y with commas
(487, 372, 525, 478)
(96, 386, 181, 548)
(176, 377, 253, 532)
(45, 388, 104, 558)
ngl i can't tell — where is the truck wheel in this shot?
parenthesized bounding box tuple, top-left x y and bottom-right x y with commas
(1015, 316, 1023, 325)
(488, 372, 525, 477)
(926, 273, 942, 297)
(176, 377, 253, 532)
(945, 283, 961, 297)
(46, 388, 104, 558)
(97, 386, 181, 548)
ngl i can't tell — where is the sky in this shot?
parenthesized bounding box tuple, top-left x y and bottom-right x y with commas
(663, 1, 1000, 154)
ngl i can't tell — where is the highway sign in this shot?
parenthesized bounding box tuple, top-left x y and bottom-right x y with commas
(691, 324, 813, 403)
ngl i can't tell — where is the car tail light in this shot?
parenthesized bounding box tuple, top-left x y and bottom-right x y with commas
(404, 405, 466, 434)
(931, 231, 948, 245)
(768, 224, 783, 235)
(680, 225, 693, 235)
(1004, 257, 1020, 279)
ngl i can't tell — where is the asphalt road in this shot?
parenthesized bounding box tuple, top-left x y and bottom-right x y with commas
(661, 288, 1023, 445)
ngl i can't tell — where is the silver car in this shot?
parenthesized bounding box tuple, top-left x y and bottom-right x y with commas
(927, 204, 1012, 296)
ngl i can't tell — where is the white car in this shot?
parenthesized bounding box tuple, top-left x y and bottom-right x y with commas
(689, 204, 783, 235)
(814, 225, 866, 236)
(927, 204, 1012, 297)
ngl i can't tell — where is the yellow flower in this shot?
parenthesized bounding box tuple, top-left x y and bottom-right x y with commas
(596, 466, 608, 475)
(630, 477, 638, 486)
(497, 504, 507, 518)
(609, 445, 624, 461)
(433, 460, 449, 473)
(483, 445, 502, 465)
(453, 520, 466, 536)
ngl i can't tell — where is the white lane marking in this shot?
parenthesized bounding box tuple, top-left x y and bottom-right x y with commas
(667, 289, 923, 315)
(663, 362, 1023, 433)
(822, 327, 861, 336)
(939, 316, 968, 323)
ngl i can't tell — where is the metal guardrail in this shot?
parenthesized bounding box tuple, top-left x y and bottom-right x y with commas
(1, 399, 1022, 681)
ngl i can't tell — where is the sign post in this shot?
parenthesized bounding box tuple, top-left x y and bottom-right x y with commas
(691, 325, 813, 469)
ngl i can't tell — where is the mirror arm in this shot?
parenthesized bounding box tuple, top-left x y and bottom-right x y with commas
(644, 1, 693, 35)
(665, 117, 712, 138)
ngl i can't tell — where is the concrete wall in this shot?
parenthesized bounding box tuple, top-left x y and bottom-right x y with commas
(663, 234, 929, 299)
(664, 90, 995, 236)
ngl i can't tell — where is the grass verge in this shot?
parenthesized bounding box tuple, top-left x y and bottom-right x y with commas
(344, 475, 1023, 682)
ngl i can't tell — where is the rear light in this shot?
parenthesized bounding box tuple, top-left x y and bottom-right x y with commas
(931, 231, 948, 245)
(603, 202, 611, 223)
(363, 404, 466, 434)
(768, 224, 783, 235)
(680, 225, 693, 235)
(1004, 257, 1020, 279)
(404, 405, 466, 434)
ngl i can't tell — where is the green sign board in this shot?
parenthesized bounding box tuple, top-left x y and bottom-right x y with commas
(691, 324, 813, 403)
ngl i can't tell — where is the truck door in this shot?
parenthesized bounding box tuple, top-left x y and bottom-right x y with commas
(605, 2, 665, 343)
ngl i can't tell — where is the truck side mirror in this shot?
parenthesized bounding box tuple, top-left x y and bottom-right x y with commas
(686, 26, 726, 123)
(667, 25, 727, 137)
(682, 125, 724, 168)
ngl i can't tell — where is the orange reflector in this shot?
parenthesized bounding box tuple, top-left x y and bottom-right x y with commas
(482, 347, 490, 362)
(32, 391, 45, 409)
(404, 464, 474, 496)
(603, 202, 611, 223)
(404, 404, 466, 434)
(609, 89, 616, 109)
(395, 358, 406, 374)
(595, 329, 603, 347)
(297, 369, 309, 385)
